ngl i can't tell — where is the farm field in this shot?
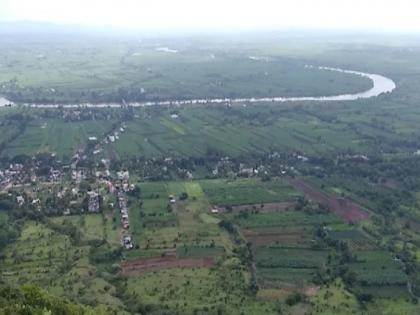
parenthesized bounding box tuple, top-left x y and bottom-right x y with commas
(126, 180, 231, 259)
(108, 106, 371, 159)
(2, 31, 420, 315)
(200, 178, 301, 206)
(0, 36, 373, 104)
(349, 250, 408, 297)
(1, 118, 116, 161)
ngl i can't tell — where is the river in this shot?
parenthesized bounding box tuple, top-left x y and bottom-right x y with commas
(0, 66, 396, 109)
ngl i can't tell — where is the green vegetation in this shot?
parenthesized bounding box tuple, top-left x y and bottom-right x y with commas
(201, 178, 300, 206)
(2, 31, 420, 314)
(0, 35, 372, 104)
(0, 284, 106, 315)
(2, 118, 115, 161)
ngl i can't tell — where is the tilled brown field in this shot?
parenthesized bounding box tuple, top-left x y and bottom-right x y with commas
(289, 178, 369, 223)
(121, 255, 214, 275)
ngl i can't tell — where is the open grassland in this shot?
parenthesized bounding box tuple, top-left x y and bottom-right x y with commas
(51, 213, 121, 246)
(309, 279, 420, 315)
(126, 267, 279, 315)
(0, 221, 128, 313)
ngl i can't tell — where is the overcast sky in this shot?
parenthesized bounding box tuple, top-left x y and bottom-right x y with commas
(0, 0, 419, 32)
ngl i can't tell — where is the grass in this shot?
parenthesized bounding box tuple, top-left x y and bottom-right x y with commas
(126, 267, 278, 314)
(309, 279, 360, 315)
(0, 221, 127, 313)
(51, 213, 121, 246)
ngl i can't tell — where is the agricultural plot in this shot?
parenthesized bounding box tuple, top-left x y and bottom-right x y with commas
(328, 227, 376, 250)
(111, 106, 371, 159)
(289, 178, 370, 223)
(255, 247, 327, 269)
(51, 213, 121, 246)
(349, 250, 408, 297)
(1, 118, 115, 161)
(243, 227, 314, 248)
(254, 246, 328, 291)
(234, 211, 341, 229)
(220, 196, 336, 294)
(0, 38, 372, 104)
(127, 180, 231, 262)
(201, 178, 301, 206)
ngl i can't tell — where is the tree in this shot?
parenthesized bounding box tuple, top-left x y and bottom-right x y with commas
(179, 192, 189, 200)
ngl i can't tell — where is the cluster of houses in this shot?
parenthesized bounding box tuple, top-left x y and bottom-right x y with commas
(87, 190, 100, 213)
(0, 163, 25, 187)
(103, 125, 126, 145)
(71, 170, 85, 184)
(117, 190, 133, 249)
(48, 168, 63, 183)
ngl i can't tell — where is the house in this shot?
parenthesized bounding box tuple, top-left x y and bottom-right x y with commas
(117, 170, 130, 181)
(88, 136, 98, 141)
(122, 235, 133, 249)
(168, 195, 176, 204)
(87, 191, 100, 213)
(211, 208, 219, 214)
(16, 196, 25, 206)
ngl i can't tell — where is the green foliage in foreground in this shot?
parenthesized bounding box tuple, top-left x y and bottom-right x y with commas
(0, 284, 106, 315)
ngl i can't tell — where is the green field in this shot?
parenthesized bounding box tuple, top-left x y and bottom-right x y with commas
(127, 180, 232, 255)
(2, 118, 115, 161)
(2, 30, 420, 315)
(201, 178, 300, 206)
(0, 35, 372, 104)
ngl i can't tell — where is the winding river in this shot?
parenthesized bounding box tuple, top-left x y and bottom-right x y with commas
(0, 66, 396, 108)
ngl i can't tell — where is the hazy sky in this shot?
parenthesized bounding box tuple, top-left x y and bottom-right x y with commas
(0, 0, 419, 32)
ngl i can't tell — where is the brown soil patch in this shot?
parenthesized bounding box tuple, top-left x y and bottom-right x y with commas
(121, 255, 214, 275)
(289, 178, 369, 223)
(304, 285, 321, 296)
